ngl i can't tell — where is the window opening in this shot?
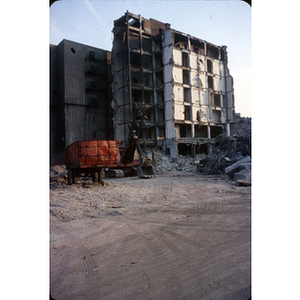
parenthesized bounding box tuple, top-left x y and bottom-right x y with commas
(184, 87, 191, 103)
(183, 70, 190, 85)
(214, 94, 221, 107)
(182, 52, 189, 67)
(184, 106, 191, 121)
(178, 144, 191, 156)
(194, 125, 208, 138)
(208, 76, 213, 89)
(207, 59, 213, 73)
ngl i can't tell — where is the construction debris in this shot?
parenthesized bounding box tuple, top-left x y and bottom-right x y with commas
(196, 116, 251, 185)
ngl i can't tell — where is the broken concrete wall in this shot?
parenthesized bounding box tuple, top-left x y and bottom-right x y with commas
(111, 12, 235, 160)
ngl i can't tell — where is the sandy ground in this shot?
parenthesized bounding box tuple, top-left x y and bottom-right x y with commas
(50, 171, 251, 300)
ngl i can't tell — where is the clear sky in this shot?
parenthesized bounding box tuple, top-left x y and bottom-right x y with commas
(50, 0, 251, 117)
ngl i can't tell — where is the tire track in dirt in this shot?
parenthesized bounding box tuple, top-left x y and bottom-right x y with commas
(124, 215, 204, 299)
(74, 239, 101, 300)
(50, 245, 71, 293)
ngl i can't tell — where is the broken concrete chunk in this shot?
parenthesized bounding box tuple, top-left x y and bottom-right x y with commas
(225, 156, 251, 178)
(233, 169, 251, 182)
(105, 169, 124, 178)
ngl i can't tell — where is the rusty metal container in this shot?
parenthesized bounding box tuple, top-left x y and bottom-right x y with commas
(63, 140, 141, 184)
(63, 140, 121, 169)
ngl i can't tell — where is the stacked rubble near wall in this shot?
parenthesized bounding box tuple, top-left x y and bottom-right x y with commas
(196, 116, 251, 175)
(149, 115, 251, 184)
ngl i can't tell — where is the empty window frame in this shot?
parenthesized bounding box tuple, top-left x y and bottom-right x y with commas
(182, 52, 189, 67)
(214, 94, 221, 107)
(142, 55, 152, 69)
(174, 33, 188, 50)
(158, 109, 165, 123)
(145, 127, 154, 139)
(207, 44, 219, 60)
(179, 124, 192, 137)
(155, 53, 162, 69)
(208, 76, 214, 89)
(210, 125, 223, 138)
(129, 32, 140, 50)
(130, 52, 141, 67)
(157, 91, 164, 104)
(183, 70, 190, 85)
(143, 74, 152, 86)
(184, 87, 191, 103)
(144, 90, 153, 104)
(155, 70, 163, 86)
(184, 106, 191, 121)
(128, 17, 140, 29)
(131, 67, 142, 85)
(132, 89, 143, 103)
(212, 109, 221, 123)
(207, 59, 213, 73)
(145, 107, 155, 122)
(194, 125, 208, 138)
(158, 126, 165, 138)
(178, 143, 192, 156)
(142, 38, 152, 53)
(190, 38, 204, 55)
(155, 38, 162, 52)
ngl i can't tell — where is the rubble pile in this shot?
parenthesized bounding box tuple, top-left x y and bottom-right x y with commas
(197, 116, 251, 175)
(50, 165, 67, 182)
(147, 151, 197, 173)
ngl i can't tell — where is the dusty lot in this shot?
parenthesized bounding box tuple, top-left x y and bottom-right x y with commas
(50, 171, 251, 300)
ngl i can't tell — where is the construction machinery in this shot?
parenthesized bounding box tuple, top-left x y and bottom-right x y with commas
(63, 102, 155, 185)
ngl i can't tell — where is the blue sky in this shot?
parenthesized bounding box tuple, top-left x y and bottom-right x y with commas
(50, 0, 251, 117)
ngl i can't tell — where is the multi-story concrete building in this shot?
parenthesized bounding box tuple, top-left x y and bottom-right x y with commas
(50, 39, 113, 165)
(112, 11, 235, 159)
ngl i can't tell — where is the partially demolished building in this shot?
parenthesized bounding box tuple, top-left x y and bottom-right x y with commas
(50, 12, 236, 165)
(112, 12, 235, 159)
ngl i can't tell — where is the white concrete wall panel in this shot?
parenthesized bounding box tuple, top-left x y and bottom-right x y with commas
(213, 60, 220, 76)
(201, 90, 209, 106)
(214, 77, 222, 92)
(200, 73, 206, 89)
(173, 67, 182, 84)
(173, 49, 182, 66)
(190, 70, 200, 87)
(174, 103, 184, 120)
(190, 53, 198, 70)
(174, 86, 183, 103)
(192, 88, 200, 104)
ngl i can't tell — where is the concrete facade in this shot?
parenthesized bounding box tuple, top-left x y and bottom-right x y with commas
(112, 12, 235, 159)
(50, 39, 113, 165)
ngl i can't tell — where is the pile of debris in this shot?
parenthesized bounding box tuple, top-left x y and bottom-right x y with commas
(224, 156, 251, 186)
(50, 165, 67, 182)
(150, 151, 197, 173)
(196, 116, 251, 185)
(197, 117, 250, 172)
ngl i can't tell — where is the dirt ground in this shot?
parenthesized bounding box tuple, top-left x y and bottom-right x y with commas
(50, 171, 251, 300)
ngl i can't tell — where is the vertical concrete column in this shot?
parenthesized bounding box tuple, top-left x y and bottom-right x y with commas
(226, 122, 231, 137)
(207, 123, 211, 139)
